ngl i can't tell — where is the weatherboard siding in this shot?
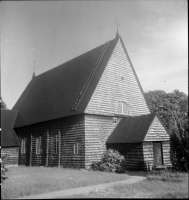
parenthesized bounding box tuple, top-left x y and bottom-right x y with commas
(143, 142, 154, 169)
(143, 117, 171, 168)
(16, 122, 47, 167)
(143, 141, 171, 168)
(162, 141, 172, 166)
(33, 122, 47, 166)
(86, 39, 150, 116)
(16, 115, 85, 168)
(48, 120, 59, 167)
(16, 126, 31, 166)
(144, 117, 170, 141)
(59, 115, 85, 168)
(1, 147, 19, 165)
(84, 114, 121, 168)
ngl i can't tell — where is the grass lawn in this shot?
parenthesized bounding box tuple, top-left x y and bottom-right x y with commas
(68, 171, 189, 198)
(1, 166, 130, 199)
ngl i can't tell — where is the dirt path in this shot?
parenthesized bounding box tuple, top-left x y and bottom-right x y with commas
(17, 172, 147, 199)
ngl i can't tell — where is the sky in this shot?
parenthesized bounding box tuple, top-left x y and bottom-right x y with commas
(1, 0, 188, 109)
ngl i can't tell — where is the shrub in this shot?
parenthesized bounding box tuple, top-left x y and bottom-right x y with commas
(91, 149, 127, 173)
(147, 171, 186, 183)
(170, 117, 189, 172)
(1, 155, 8, 184)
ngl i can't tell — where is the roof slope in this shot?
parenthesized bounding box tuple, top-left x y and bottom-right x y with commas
(107, 114, 156, 143)
(1, 110, 20, 147)
(13, 37, 119, 128)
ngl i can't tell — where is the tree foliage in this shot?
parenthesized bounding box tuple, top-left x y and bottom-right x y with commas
(145, 90, 188, 131)
(91, 149, 127, 173)
(1, 155, 8, 184)
(170, 116, 189, 172)
(1, 98, 8, 110)
(145, 90, 188, 172)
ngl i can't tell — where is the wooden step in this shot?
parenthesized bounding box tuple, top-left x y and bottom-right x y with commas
(152, 165, 172, 171)
(153, 165, 166, 171)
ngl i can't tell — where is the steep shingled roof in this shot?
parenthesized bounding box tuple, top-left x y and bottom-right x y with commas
(13, 37, 119, 128)
(107, 114, 156, 143)
(1, 110, 20, 147)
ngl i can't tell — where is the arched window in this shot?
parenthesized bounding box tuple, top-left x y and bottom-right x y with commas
(21, 138, 26, 154)
(117, 101, 130, 115)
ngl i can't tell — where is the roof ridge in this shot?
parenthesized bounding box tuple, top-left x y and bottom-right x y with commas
(71, 41, 110, 111)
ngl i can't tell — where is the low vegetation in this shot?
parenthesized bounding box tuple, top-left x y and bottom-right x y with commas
(1, 155, 8, 184)
(1, 166, 130, 199)
(91, 149, 127, 173)
(2, 166, 188, 199)
(147, 170, 186, 182)
(68, 171, 188, 198)
(170, 120, 189, 172)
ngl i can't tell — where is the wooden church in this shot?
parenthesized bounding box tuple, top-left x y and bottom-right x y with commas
(12, 33, 172, 170)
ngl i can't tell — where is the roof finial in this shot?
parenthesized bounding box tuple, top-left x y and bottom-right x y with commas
(32, 60, 36, 79)
(114, 13, 120, 38)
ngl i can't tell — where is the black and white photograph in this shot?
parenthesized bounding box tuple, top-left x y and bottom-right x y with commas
(1, 0, 188, 199)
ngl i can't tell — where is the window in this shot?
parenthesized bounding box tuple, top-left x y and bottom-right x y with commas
(118, 101, 129, 115)
(113, 117, 117, 124)
(74, 142, 81, 155)
(36, 136, 42, 154)
(52, 135, 59, 154)
(21, 138, 26, 154)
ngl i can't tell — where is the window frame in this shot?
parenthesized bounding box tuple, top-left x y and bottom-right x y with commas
(52, 134, 59, 154)
(113, 117, 117, 124)
(117, 101, 130, 115)
(36, 136, 42, 155)
(73, 142, 81, 155)
(21, 138, 26, 154)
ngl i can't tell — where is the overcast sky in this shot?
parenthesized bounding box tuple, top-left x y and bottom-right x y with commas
(1, 0, 188, 109)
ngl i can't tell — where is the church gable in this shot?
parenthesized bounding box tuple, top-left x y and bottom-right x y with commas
(85, 38, 150, 116)
(144, 116, 170, 141)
